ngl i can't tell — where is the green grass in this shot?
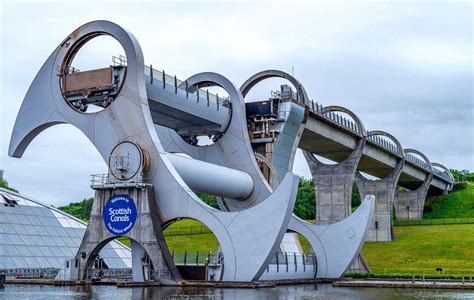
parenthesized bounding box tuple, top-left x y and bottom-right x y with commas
(164, 219, 218, 253)
(423, 182, 474, 219)
(118, 220, 474, 279)
(118, 220, 219, 253)
(362, 224, 474, 278)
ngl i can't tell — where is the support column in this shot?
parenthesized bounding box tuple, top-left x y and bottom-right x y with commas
(75, 185, 180, 283)
(303, 106, 368, 274)
(355, 131, 405, 242)
(303, 105, 367, 225)
(303, 138, 365, 224)
(394, 149, 433, 220)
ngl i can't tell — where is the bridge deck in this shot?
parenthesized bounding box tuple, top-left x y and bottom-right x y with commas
(301, 108, 450, 193)
(141, 65, 451, 193)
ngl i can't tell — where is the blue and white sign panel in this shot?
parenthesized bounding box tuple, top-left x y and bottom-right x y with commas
(103, 194, 137, 235)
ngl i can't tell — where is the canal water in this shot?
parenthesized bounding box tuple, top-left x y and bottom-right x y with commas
(1, 283, 473, 299)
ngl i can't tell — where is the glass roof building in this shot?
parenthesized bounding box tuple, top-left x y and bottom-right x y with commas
(0, 187, 131, 277)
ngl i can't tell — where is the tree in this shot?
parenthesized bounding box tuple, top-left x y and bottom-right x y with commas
(451, 169, 474, 183)
(293, 178, 316, 220)
(0, 176, 18, 193)
(58, 197, 93, 221)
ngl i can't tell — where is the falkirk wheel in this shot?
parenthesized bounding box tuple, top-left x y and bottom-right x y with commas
(9, 21, 374, 283)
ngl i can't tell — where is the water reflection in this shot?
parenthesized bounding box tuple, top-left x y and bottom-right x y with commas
(1, 283, 473, 299)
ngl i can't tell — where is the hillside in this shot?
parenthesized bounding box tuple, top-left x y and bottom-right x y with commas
(424, 182, 474, 219)
(362, 224, 474, 278)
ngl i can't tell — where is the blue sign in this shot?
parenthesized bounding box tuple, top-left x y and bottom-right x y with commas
(103, 194, 137, 235)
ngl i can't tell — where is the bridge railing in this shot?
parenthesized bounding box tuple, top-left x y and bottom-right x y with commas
(304, 99, 364, 136)
(432, 168, 452, 182)
(303, 99, 453, 181)
(144, 65, 231, 109)
(366, 134, 404, 158)
(304, 97, 407, 158)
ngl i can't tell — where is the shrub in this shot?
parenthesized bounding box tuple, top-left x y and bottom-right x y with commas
(453, 182, 467, 191)
(423, 205, 433, 213)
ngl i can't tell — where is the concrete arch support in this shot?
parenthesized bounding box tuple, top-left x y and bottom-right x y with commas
(303, 106, 367, 224)
(394, 149, 433, 220)
(355, 131, 405, 242)
(432, 162, 455, 194)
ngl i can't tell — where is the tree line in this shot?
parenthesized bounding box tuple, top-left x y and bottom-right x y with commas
(57, 177, 364, 221)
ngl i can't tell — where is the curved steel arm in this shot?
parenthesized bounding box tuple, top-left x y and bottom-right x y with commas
(9, 20, 300, 283)
(287, 195, 375, 279)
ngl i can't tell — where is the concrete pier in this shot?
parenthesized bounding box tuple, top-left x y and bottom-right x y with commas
(355, 131, 405, 242)
(304, 139, 364, 224)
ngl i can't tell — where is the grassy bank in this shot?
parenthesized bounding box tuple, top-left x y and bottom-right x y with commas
(362, 224, 474, 278)
(118, 220, 219, 253)
(423, 182, 474, 219)
(118, 219, 474, 279)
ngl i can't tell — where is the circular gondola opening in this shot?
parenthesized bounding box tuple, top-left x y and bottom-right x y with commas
(60, 34, 127, 113)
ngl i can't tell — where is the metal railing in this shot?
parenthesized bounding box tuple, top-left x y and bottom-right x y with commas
(302, 99, 452, 180)
(394, 217, 474, 226)
(269, 252, 317, 266)
(405, 153, 430, 170)
(0, 268, 59, 279)
(86, 268, 132, 280)
(265, 252, 317, 274)
(144, 65, 230, 110)
(367, 267, 474, 280)
(304, 99, 365, 137)
(90, 173, 145, 187)
(171, 250, 223, 266)
(366, 134, 403, 158)
(164, 224, 212, 236)
(433, 168, 452, 181)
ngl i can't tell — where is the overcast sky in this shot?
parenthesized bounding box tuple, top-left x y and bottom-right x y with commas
(0, 1, 472, 207)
